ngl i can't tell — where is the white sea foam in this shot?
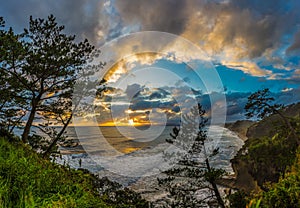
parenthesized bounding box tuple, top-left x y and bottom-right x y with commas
(54, 125, 244, 203)
(55, 125, 243, 183)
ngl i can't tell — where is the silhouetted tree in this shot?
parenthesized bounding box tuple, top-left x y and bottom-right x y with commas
(1, 15, 106, 154)
(2, 15, 95, 143)
(42, 77, 107, 158)
(0, 17, 27, 133)
(158, 104, 225, 207)
(245, 88, 299, 145)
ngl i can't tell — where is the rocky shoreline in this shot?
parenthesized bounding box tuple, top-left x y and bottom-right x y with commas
(225, 120, 254, 141)
(220, 120, 261, 193)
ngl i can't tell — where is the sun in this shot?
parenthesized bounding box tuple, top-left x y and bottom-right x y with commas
(128, 119, 134, 126)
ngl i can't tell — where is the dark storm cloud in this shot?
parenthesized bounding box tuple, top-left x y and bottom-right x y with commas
(197, 0, 300, 58)
(149, 89, 170, 100)
(114, 0, 300, 60)
(2, 1, 299, 96)
(149, 92, 165, 100)
(129, 100, 177, 111)
(99, 84, 299, 124)
(287, 31, 300, 54)
(225, 97, 248, 119)
(115, 0, 188, 34)
(0, 0, 106, 44)
(225, 92, 250, 102)
(226, 0, 300, 57)
(2, 0, 300, 61)
(227, 104, 244, 116)
(125, 84, 143, 98)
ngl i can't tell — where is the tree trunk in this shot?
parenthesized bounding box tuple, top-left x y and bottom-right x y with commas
(42, 114, 73, 158)
(22, 98, 39, 143)
(205, 158, 225, 208)
(42, 85, 88, 158)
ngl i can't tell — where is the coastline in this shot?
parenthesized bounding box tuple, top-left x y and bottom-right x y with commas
(225, 120, 254, 141)
(221, 120, 261, 193)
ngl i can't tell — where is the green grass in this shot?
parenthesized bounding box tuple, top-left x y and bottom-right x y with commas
(0, 137, 110, 208)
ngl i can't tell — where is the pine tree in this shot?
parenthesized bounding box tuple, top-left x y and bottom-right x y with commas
(18, 15, 95, 143)
(158, 104, 225, 207)
(1, 15, 103, 154)
(0, 17, 27, 133)
(245, 88, 299, 145)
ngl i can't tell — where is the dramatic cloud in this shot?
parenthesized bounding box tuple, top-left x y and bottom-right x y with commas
(0, 0, 106, 44)
(125, 84, 144, 98)
(287, 30, 300, 54)
(2, 0, 300, 77)
(2, 0, 300, 114)
(114, 0, 300, 76)
(220, 61, 271, 76)
(115, 0, 188, 35)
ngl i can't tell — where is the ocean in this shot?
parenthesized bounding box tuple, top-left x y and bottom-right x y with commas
(53, 125, 243, 184)
(17, 125, 244, 202)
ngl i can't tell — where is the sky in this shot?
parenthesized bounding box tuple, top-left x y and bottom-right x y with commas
(1, 0, 300, 124)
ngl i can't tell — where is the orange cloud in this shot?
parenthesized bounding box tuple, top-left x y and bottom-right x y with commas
(221, 61, 271, 76)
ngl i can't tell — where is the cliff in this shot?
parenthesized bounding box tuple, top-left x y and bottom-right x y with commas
(225, 120, 254, 141)
(227, 102, 300, 193)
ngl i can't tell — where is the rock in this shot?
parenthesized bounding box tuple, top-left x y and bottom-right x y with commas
(225, 120, 254, 141)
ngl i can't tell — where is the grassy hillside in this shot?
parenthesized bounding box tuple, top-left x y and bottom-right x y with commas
(0, 136, 109, 208)
(0, 135, 148, 208)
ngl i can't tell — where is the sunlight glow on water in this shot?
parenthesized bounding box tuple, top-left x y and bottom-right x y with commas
(56, 125, 244, 177)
